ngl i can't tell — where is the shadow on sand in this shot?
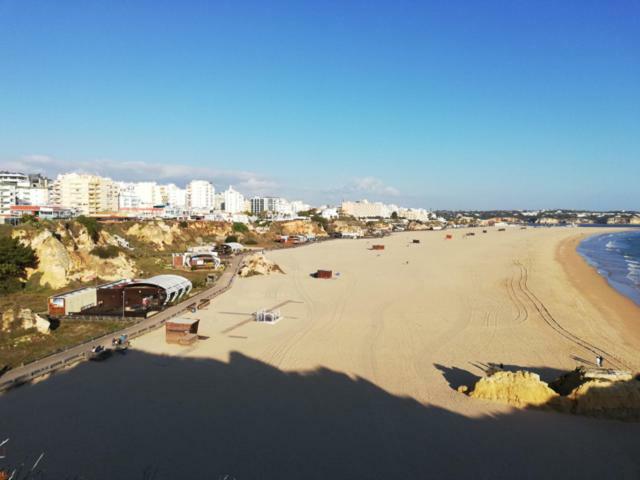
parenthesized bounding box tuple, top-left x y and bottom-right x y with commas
(1, 351, 639, 479)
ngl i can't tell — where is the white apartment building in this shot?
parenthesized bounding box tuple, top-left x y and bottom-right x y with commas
(117, 182, 140, 209)
(0, 171, 51, 215)
(165, 183, 187, 208)
(54, 172, 119, 215)
(222, 185, 245, 213)
(250, 196, 288, 215)
(398, 208, 432, 222)
(187, 180, 214, 211)
(18, 187, 49, 206)
(341, 199, 395, 218)
(290, 200, 310, 214)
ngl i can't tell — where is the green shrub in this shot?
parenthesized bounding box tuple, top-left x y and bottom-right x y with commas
(179, 220, 189, 228)
(0, 237, 38, 293)
(225, 235, 239, 243)
(76, 215, 102, 242)
(232, 222, 249, 233)
(91, 245, 120, 259)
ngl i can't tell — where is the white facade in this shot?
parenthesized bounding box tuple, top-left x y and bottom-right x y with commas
(222, 185, 245, 213)
(0, 184, 16, 215)
(398, 208, 432, 222)
(134, 182, 159, 207)
(0, 171, 52, 215)
(290, 200, 310, 214)
(54, 172, 119, 215)
(187, 180, 214, 211)
(341, 200, 394, 218)
(17, 187, 49, 206)
(320, 208, 339, 219)
(165, 183, 187, 208)
(117, 182, 140, 209)
(251, 196, 295, 216)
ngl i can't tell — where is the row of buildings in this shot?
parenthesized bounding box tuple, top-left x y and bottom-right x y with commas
(1, 170, 434, 223)
(0, 171, 313, 220)
(340, 199, 433, 222)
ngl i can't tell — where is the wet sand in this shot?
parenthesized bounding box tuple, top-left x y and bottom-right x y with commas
(1, 227, 639, 479)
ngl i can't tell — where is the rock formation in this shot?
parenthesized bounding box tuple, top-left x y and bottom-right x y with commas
(12, 225, 137, 289)
(1, 308, 50, 335)
(1, 310, 14, 333)
(125, 220, 233, 249)
(465, 366, 640, 421)
(18, 308, 50, 334)
(275, 220, 328, 237)
(468, 370, 562, 408)
(332, 220, 365, 237)
(238, 253, 284, 277)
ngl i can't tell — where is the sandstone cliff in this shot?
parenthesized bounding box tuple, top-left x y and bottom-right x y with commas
(12, 225, 137, 289)
(272, 220, 328, 237)
(1, 308, 50, 334)
(125, 220, 233, 250)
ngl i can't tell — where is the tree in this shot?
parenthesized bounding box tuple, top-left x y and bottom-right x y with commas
(232, 222, 249, 233)
(0, 237, 38, 293)
(391, 211, 399, 220)
(76, 215, 102, 242)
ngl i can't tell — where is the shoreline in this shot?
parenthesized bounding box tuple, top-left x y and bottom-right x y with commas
(556, 231, 640, 349)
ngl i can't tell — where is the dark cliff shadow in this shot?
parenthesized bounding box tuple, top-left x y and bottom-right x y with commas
(0, 352, 639, 480)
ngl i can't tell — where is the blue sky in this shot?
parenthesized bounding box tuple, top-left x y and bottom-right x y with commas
(0, 1, 638, 210)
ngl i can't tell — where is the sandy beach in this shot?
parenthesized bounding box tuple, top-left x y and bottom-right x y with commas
(1, 227, 639, 479)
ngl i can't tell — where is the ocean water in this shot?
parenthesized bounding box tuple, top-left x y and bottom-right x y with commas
(577, 231, 640, 307)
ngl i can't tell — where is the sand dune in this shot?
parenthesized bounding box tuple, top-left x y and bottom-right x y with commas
(1, 227, 639, 479)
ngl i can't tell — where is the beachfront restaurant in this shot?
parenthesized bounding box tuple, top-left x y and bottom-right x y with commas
(48, 274, 193, 318)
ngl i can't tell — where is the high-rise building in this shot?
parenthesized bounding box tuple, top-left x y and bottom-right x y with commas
(250, 196, 292, 215)
(187, 180, 214, 211)
(54, 173, 119, 215)
(341, 200, 396, 218)
(221, 185, 245, 213)
(165, 183, 187, 208)
(0, 171, 52, 215)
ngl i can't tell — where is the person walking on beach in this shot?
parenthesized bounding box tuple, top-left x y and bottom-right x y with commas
(596, 355, 603, 368)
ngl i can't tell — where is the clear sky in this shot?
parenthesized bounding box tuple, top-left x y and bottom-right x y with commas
(0, 0, 638, 210)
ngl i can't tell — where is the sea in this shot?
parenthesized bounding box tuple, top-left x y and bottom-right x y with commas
(577, 229, 640, 307)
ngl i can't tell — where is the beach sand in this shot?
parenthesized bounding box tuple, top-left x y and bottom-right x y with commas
(1, 227, 639, 479)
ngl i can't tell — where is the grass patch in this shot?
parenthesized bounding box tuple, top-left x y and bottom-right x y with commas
(0, 319, 133, 369)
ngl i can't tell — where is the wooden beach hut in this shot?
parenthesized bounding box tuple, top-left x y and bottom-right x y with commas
(165, 318, 200, 345)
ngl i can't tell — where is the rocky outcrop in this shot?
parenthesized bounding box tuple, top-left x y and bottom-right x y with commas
(12, 226, 137, 289)
(238, 253, 284, 277)
(1, 308, 50, 335)
(569, 379, 640, 421)
(465, 367, 640, 421)
(332, 221, 365, 237)
(407, 221, 430, 231)
(468, 370, 562, 408)
(18, 309, 50, 334)
(276, 220, 328, 237)
(126, 221, 177, 250)
(125, 220, 233, 249)
(1, 310, 14, 333)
